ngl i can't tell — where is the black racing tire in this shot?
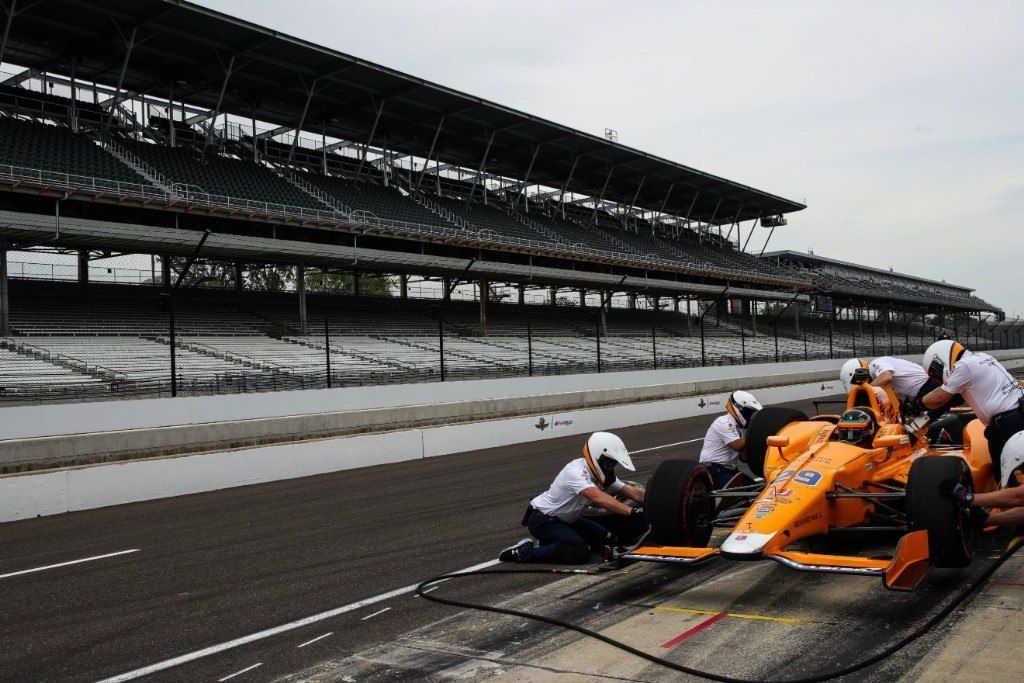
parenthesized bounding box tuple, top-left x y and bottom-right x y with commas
(927, 412, 966, 445)
(644, 460, 715, 546)
(744, 407, 808, 478)
(906, 456, 975, 568)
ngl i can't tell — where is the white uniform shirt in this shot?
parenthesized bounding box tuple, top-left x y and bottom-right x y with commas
(868, 356, 929, 400)
(699, 414, 743, 466)
(941, 352, 1022, 425)
(531, 457, 625, 523)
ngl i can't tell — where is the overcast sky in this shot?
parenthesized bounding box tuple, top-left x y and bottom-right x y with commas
(197, 1, 1024, 316)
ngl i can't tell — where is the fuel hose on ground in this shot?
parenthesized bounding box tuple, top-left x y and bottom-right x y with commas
(415, 536, 1022, 683)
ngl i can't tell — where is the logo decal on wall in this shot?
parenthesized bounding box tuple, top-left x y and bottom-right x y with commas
(535, 417, 549, 431)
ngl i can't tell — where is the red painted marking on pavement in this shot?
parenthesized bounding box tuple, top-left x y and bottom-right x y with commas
(661, 611, 728, 649)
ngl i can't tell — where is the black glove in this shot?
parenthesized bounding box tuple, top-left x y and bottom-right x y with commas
(968, 505, 990, 528)
(629, 506, 645, 517)
(939, 479, 974, 507)
(908, 396, 926, 416)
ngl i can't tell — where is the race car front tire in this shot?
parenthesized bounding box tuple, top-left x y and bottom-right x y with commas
(645, 459, 715, 546)
(744, 407, 808, 478)
(906, 456, 975, 568)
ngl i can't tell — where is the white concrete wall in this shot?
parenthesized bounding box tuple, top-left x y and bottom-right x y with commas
(0, 357, 853, 440)
(0, 377, 839, 522)
(2, 351, 1022, 523)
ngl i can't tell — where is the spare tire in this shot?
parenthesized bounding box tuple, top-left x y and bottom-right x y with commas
(744, 407, 808, 478)
(906, 456, 975, 568)
(644, 460, 715, 546)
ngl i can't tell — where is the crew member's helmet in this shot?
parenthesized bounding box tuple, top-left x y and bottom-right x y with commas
(840, 358, 871, 392)
(922, 340, 966, 383)
(836, 409, 878, 447)
(1000, 432, 1024, 489)
(726, 390, 763, 428)
(583, 431, 635, 486)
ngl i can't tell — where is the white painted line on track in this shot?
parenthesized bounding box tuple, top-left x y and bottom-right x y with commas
(631, 437, 704, 455)
(217, 663, 262, 681)
(296, 632, 333, 648)
(361, 608, 391, 620)
(0, 549, 139, 580)
(97, 558, 501, 682)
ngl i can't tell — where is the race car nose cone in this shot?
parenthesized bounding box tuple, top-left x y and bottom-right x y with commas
(721, 531, 775, 556)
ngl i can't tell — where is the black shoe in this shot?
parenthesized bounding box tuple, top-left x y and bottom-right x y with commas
(499, 539, 534, 562)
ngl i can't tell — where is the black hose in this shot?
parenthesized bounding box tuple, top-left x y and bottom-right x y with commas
(415, 536, 1022, 683)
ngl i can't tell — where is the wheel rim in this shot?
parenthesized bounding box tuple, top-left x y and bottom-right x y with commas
(686, 480, 714, 534)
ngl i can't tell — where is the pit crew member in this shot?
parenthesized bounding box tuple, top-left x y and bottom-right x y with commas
(943, 481, 1024, 529)
(699, 391, 762, 489)
(920, 340, 1024, 483)
(499, 432, 645, 564)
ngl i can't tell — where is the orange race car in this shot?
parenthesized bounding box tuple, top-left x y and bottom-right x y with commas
(624, 382, 998, 590)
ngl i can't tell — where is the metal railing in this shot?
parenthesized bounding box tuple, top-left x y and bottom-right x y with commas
(0, 160, 801, 287)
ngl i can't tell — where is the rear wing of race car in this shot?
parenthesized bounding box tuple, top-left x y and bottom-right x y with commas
(622, 530, 931, 591)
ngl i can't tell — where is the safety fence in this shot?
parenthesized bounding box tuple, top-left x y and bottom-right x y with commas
(2, 292, 1021, 406)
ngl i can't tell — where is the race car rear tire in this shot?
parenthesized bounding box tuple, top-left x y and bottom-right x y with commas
(744, 407, 808, 478)
(645, 459, 715, 546)
(906, 456, 975, 568)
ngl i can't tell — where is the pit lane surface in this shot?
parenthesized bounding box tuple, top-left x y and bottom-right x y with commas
(0, 388, 1019, 682)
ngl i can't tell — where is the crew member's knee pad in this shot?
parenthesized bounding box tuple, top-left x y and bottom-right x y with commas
(554, 542, 591, 564)
(999, 431, 1024, 489)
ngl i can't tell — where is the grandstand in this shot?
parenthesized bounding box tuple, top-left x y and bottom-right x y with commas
(0, 0, 1012, 404)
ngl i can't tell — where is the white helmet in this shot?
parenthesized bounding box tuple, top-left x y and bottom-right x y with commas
(922, 340, 966, 384)
(840, 358, 870, 392)
(584, 431, 634, 485)
(726, 390, 762, 428)
(1000, 432, 1024, 489)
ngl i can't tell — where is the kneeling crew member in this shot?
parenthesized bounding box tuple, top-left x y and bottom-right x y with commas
(699, 391, 762, 489)
(920, 340, 1024, 482)
(500, 432, 645, 564)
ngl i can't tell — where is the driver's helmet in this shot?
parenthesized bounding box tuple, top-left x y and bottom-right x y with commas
(836, 409, 878, 447)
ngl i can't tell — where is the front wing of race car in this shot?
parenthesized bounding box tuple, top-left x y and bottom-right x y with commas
(622, 529, 931, 590)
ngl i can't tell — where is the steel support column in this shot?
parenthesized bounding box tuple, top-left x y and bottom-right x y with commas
(0, 0, 17, 67)
(0, 239, 9, 337)
(479, 280, 488, 336)
(468, 130, 496, 202)
(202, 54, 236, 154)
(590, 167, 615, 224)
(557, 154, 579, 218)
(741, 214, 761, 252)
(703, 198, 722, 243)
(102, 26, 138, 139)
(415, 115, 445, 191)
(724, 205, 744, 243)
(77, 249, 89, 285)
(626, 175, 646, 229)
(653, 183, 677, 230)
(518, 143, 541, 210)
(356, 100, 385, 177)
(289, 78, 319, 162)
(297, 265, 307, 335)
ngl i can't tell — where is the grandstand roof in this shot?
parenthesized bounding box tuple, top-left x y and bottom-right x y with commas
(763, 250, 974, 293)
(2, 0, 805, 225)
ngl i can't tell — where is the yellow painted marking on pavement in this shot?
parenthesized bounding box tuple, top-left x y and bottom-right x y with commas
(654, 605, 807, 624)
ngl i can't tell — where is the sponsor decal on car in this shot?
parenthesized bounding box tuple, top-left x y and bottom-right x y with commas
(794, 470, 822, 487)
(793, 510, 824, 528)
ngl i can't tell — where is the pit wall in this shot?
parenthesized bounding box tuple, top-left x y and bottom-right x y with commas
(1, 351, 1022, 523)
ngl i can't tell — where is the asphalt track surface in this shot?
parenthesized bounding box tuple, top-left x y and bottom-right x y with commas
(0, 389, 1020, 682)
